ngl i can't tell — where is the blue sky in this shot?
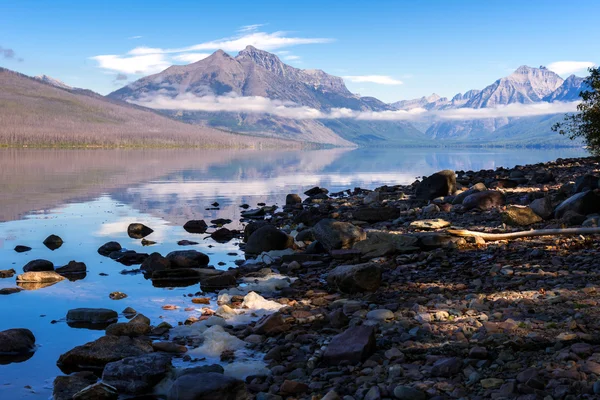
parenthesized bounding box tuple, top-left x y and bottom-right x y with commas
(0, 0, 598, 102)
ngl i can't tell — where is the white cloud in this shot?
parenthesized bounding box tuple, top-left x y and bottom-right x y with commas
(284, 55, 301, 61)
(172, 53, 211, 63)
(128, 35, 143, 40)
(238, 24, 266, 33)
(342, 75, 403, 85)
(434, 101, 579, 120)
(91, 54, 171, 75)
(93, 29, 333, 75)
(547, 61, 595, 75)
(130, 92, 580, 122)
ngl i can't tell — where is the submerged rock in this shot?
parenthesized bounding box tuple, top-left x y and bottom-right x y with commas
(0, 268, 16, 278)
(56, 261, 87, 279)
(67, 308, 118, 325)
(183, 220, 208, 233)
(43, 234, 64, 250)
(14, 245, 31, 253)
(127, 223, 154, 239)
(97, 241, 122, 256)
(53, 371, 98, 400)
(210, 227, 235, 243)
(0, 328, 36, 355)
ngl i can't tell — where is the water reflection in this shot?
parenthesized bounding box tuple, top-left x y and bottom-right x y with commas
(0, 146, 588, 398)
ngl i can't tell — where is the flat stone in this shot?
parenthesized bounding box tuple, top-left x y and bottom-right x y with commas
(67, 308, 118, 325)
(16, 271, 65, 283)
(409, 218, 451, 230)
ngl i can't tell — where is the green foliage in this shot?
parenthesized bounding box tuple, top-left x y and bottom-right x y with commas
(553, 67, 600, 155)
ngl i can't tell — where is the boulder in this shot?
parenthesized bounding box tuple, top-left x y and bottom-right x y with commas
(323, 325, 376, 365)
(115, 251, 148, 266)
(23, 259, 54, 272)
(352, 207, 401, 223)
(245, 225, 292, 255)
(105, 322, 151, 337)
(200, 273, 237, 291)
(16, 271, 65, 283)
(210, 228, 235, 243)
(141, 252, 171, 274)
(98, 242, 121, 256)
(0, 268, 16, 278)
(501, 206, 542, 226)
(166, 250, 210, 268)
(127, 223, 154, 239)
(313, 219, 366, 251)
(0, 328, 36, 354)
(243, 221, 270, 242)
(304, 186, 328, 196)
(327, 263, 382, 293)
(43, 234, 63, 250)
(57, 335, 153, 373)
(72, 382, 118, 400)
(285, 194, 302, 206)
(102, 353, 172, 394)
(254, 312, 290, 336)
(14, 245, 31, 253)
(67, 308, 118, 326)
(183, 220, 208, 234)
(416, 170, 456, 200)
(56, 261, 87, 278)
(168, 372, 249, 400)
(353, 231, 419, 258)
(0, 288, 22, 295)
(530, 196, 554, 219)
(574, 174, 599, 193)
(530, 169, 554, 184)
(555, 190, 600, 219)
(463, 190, 506, 211)
(53, 372, 98, 400)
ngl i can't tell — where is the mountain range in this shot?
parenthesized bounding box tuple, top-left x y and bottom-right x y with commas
(1, 47, 588, 148)
(109, 47, 587, 147)
(0, 67, 295, 148)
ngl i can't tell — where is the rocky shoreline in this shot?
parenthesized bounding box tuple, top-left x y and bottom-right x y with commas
(3, 155, 600, 399)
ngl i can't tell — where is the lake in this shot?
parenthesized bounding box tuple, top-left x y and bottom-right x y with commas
(0, 146, 588, 399)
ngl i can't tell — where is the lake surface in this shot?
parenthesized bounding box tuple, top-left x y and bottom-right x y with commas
(0, 147, 588, 399)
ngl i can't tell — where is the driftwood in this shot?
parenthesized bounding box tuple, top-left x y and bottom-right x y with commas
(447, 227, 600, 242)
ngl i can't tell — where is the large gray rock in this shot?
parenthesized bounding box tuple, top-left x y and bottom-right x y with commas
(245, 225, 292, 255)
(102, 353, 172, 394)
(167, 372, 249, 400)
(313, 219, 366, 251)
(555, 190, 600, 219)
(57, 335, 153, 373)
(353, 231, 419, 258)
(323, 325, 376, 365)
(67, 308, 118, 325)
(23, 259, 54, 272)
(416, 170, 457, 200)
(462, 190, 506, 211)
(127, 223, 154, 239)
(530, 196, 554, 219)
(501, 205, 542, 226)
(0, 328, 36, 354)
(166, 250, 209, 268)
(327, 263, 382, 293)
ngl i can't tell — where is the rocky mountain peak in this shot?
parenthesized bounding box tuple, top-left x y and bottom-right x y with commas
(34, 74, 72, 90)
(236, 46, 284, 73)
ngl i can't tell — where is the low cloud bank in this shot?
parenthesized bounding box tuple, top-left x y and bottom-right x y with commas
(131, 92, 579, 121)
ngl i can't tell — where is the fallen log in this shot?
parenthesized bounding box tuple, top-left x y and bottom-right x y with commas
(447, 227, 600, 242)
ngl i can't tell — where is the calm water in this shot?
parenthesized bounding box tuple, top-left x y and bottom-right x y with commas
(0, 147, 588, 398)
